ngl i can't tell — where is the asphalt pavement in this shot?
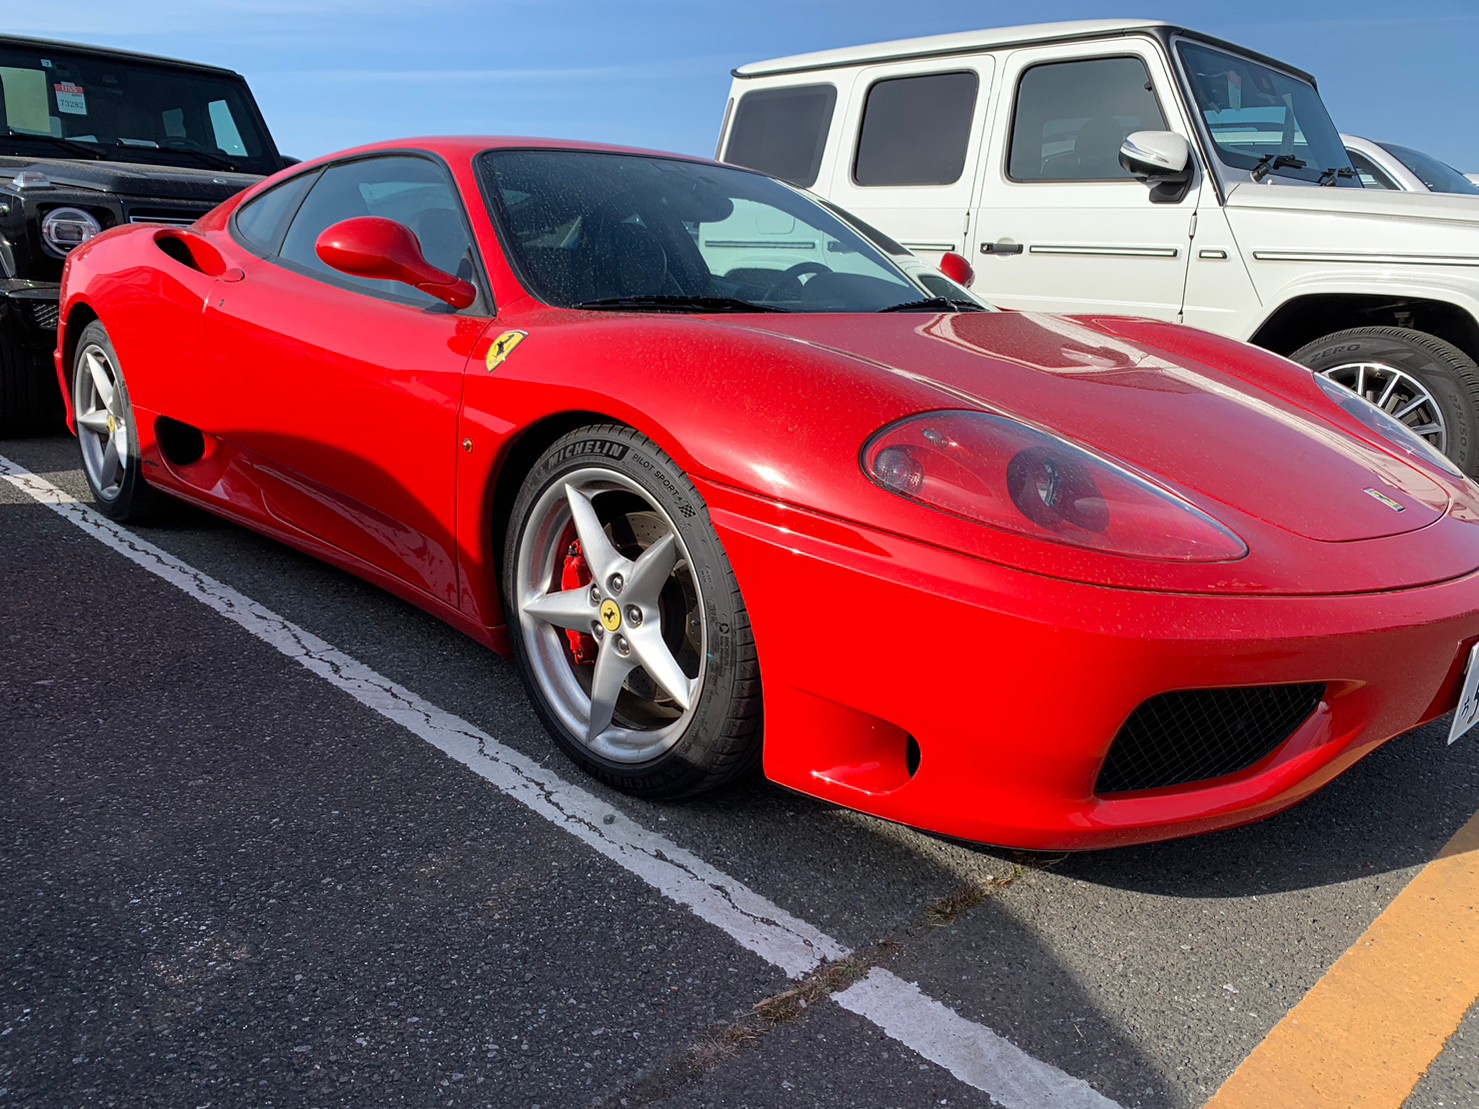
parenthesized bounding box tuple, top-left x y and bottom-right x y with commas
(3, 432, 1477, 1108)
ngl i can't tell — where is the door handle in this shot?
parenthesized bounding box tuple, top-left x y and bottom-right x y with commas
(980, 240, 1024, 256)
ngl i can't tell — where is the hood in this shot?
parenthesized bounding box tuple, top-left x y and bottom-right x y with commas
(719, 310, 1452, 544)
(0, 155, 259, 201)
(1227, 181, 1479, 228)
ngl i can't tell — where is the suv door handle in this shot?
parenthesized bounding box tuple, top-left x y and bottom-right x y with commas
(981, 240, 1024, 256)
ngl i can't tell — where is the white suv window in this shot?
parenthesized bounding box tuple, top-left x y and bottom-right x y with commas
(1008, 56, 1167, 182)
(853, 71, 978, 187)
(725, 84, 836, 188)
(1179, 40, 1352, 185)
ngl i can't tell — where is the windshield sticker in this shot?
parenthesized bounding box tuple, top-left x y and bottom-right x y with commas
(54, 83, 87, 115)
(486, 330, 528, 371)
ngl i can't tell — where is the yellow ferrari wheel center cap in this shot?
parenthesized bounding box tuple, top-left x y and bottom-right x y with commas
(107, 414, 116, 434)
(599, 599, 622, 632)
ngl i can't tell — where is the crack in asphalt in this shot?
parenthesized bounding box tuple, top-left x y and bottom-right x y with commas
(601, 871, 1029, 1106)
(1, 457, 841, 977)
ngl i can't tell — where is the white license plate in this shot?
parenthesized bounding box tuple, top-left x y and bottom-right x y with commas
(1448, 641, 1479, 745)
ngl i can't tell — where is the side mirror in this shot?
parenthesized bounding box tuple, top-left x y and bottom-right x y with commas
(315, 216, 476, 309)
(1119, 131, 1192, 185)
(938, 251, 975, 289)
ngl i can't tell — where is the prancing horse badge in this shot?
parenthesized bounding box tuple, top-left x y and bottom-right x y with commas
(486, 329, 528, 372)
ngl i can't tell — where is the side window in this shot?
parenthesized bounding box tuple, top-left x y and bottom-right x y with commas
(1347, 150, 1397, 190)
(724, 84, 836, 188)
(854, 71, 978, 187)
(208, 99, 248, 156)
(276, 155, 476, 307)
(233, 170, 318, 255)
(1008, 57, 1168, 182)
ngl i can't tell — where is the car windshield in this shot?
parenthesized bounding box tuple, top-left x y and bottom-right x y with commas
(478, 149, 930, 313)
(1178, 40, 1353, 186)
(1379, 142, 1479, 196)
(0, 41, 281, 174)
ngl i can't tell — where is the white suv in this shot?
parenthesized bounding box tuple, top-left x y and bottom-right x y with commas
(721, 20, 1479, 474)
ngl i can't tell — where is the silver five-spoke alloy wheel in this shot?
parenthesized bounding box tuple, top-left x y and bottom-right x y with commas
(513, 467, 704, 764)
(75, 341, 131, 502)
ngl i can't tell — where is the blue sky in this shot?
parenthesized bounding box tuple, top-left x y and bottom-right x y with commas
(17, 0, 1479, 172)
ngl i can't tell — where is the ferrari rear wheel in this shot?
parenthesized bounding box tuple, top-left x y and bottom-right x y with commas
(73, 321, 160, 521)
(505, 424, 761, 798)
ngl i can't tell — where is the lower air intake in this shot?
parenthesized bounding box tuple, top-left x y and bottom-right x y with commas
(1096, 683, 1325, 795)
(29, 301, 59, 331)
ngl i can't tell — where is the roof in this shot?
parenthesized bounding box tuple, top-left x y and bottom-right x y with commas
(730, 19, 1316, 87)
(734, 20, 1171, 77)
(286, 135, 726, 171)
(0, 33, 244, 77)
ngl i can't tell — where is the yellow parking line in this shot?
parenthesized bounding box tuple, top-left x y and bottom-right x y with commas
(1206, 809, 1479, 1108)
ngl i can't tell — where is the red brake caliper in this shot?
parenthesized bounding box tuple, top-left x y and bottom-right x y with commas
(561, 541, 597, 665)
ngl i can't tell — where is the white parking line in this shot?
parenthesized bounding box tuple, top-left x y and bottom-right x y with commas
(835, 969, 1117, 1108)
(2, 454, 1122, 1109)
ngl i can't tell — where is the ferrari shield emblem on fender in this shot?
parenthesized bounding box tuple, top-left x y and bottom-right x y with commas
(1363, 487, 1405, 512)
(486, 329, 528, 372)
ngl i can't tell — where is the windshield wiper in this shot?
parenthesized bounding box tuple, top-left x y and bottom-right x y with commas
(124, 143, 241, 172)
(1, 129, 103, 160)
(571, 294, 787, 313)
(1250, 153, 1308, 182)
(878, 296, 986, 313)
(1317, 166, 1357, 187)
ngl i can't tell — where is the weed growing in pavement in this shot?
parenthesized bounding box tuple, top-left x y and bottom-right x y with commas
(599, 867, 1025, 1106)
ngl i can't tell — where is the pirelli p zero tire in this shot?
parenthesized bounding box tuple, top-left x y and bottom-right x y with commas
(72, 320, 161, 522)
(1291, 326, 1479, 477)
(504, 424, 762, 798)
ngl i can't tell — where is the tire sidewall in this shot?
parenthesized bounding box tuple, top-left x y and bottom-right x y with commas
(73, 321, 148, 520)
(503, 426, 747, 792)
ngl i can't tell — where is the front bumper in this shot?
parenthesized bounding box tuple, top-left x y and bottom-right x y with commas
(704, 482, 1479, 850)
(2, 279, 60, 342)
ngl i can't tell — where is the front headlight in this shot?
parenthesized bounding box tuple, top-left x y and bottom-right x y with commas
(41, 207, 102, 256)
(862, 411, 1247, 562)
(1313, 373, 1465, 479)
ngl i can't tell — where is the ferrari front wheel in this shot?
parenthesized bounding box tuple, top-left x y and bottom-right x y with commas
(73, 321, 160, 521)
(504, 424, 761, 798)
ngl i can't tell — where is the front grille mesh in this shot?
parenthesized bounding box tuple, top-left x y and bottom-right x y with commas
(1096, 683, 1326, 795)
(28, 301, 59, 331)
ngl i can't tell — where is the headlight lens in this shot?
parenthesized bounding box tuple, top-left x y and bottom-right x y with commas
(862, 412, 1247, 562)
(41, 206, 102, 256)
(1313, 372, 1464, 479)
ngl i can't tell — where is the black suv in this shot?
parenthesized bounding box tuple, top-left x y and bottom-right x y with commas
(0, 35, 288, 435)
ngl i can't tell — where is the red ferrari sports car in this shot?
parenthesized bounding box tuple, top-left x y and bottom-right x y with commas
(53, 136, 1479, 849)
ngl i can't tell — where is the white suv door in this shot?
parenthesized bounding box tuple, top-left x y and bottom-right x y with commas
(820, 58, 993, 263)
(972, 40, 1200, 321)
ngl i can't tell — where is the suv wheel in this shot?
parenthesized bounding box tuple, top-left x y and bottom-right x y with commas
(1291, 326, 1479, 477)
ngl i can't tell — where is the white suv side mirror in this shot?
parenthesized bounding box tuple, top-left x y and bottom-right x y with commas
(1119, 131, 1192, 183)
